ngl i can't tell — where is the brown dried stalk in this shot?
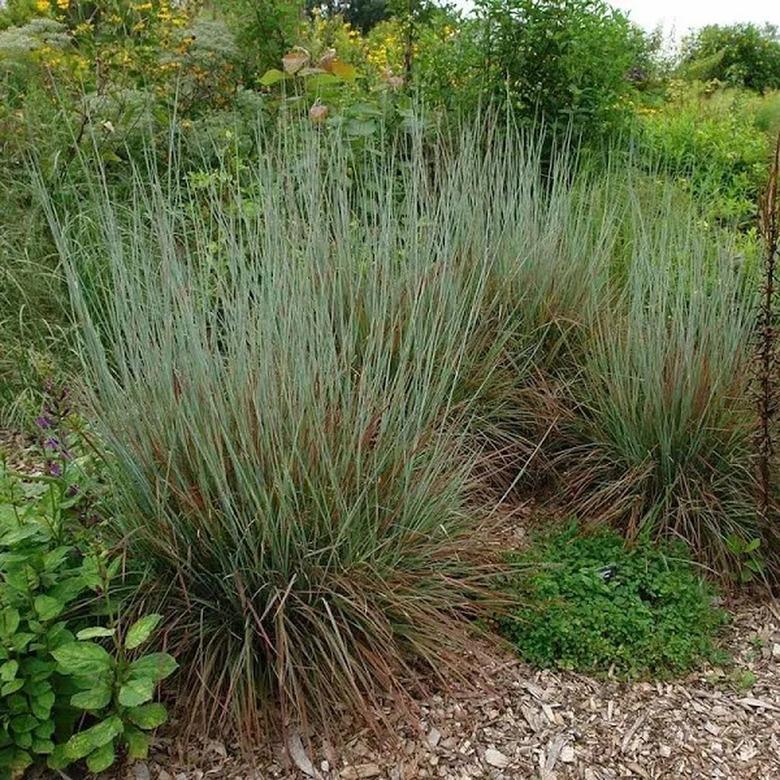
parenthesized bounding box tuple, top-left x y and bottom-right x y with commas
(757, 133, 780, 523)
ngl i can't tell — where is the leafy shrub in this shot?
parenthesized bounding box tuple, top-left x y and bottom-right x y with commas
(471, 0, 643, 139)
(680, 23, 780, 93)
(499, 523, 726, 676)
(0, 416, 175, 776)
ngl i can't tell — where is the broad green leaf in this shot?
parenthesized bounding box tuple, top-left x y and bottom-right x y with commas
(10, 715, 37, 734)
(118, 677, 155, 707)
(123, 726, 149, 760)
(47, 743, 69, 770)
(345, 119, 377, 138)
(34, 595, 64, 621)
(125, 614, 162, 650)
(6, 746, 31, 772)
(31, 738, 54, 754)
(304, 73, 340, 91)
(1, 680, 23, 696)
(48, 577, 85, 604)
(0, 660, 17, 682)
(71, 684, 112, 711)
(42, 546, 71, 572)
(259, 68, 286, 87)
(64, 715, 123, 761)
(129, 652, 178, 681)
(0, 609, 19, 638)
(10, 632, 34, 652)
(6, 694, 26, 714)
(30, 690, 55, 720)
(0, 746, 15, 767)
(86, 741, 116, 773)
(76, 626, 115, 640)
(0, 525, 44, 546)
(4, 567, 35, 592)
(127, 702, 167, 730)
(43, 622, 74, 649)
(52, 641, 112, 676)
(34, 721, 54, 740)
(20, 657, 54, 681)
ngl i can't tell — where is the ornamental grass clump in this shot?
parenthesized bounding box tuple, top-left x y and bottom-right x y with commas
(46, 128, 538, 738)
(564, 182, 760, 573)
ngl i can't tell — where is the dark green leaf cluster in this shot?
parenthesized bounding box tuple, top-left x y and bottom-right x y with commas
(471, 0, 644, 140)
(499, 523, 726, 677)
(0, 467, 176, 778)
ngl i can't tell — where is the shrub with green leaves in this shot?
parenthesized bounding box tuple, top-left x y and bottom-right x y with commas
(0, 454, 175, 777)
(471, 0, 643, 140)
(499, 523, 726, 677)
(680, 23, 780, 93)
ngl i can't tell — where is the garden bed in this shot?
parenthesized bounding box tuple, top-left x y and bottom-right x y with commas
(3, 430, 778, 779)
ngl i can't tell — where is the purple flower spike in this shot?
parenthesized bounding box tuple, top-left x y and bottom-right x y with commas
(44, 437, 60, 451)
(66, 484, 80, 498)
(48, 462, 62, 477)
(35, 416, 54, 429)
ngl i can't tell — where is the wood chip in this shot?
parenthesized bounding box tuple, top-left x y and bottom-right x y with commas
(287, 732, 317, 778)
(340, 764, 381, 779)
(484, 748, 510, 768)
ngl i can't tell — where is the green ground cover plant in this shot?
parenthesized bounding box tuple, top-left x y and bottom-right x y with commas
(498, 523, 726, 676)
(637, 82, 771, 228)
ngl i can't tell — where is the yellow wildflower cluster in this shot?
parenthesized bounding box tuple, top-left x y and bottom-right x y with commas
(363, 21, 404, 73)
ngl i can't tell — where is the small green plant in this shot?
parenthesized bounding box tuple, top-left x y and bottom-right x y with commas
(48, 613, 177, 772)
(499, 523, 726, 677)
(725, 535, 765, 584)
(0, 439, 175, 777)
